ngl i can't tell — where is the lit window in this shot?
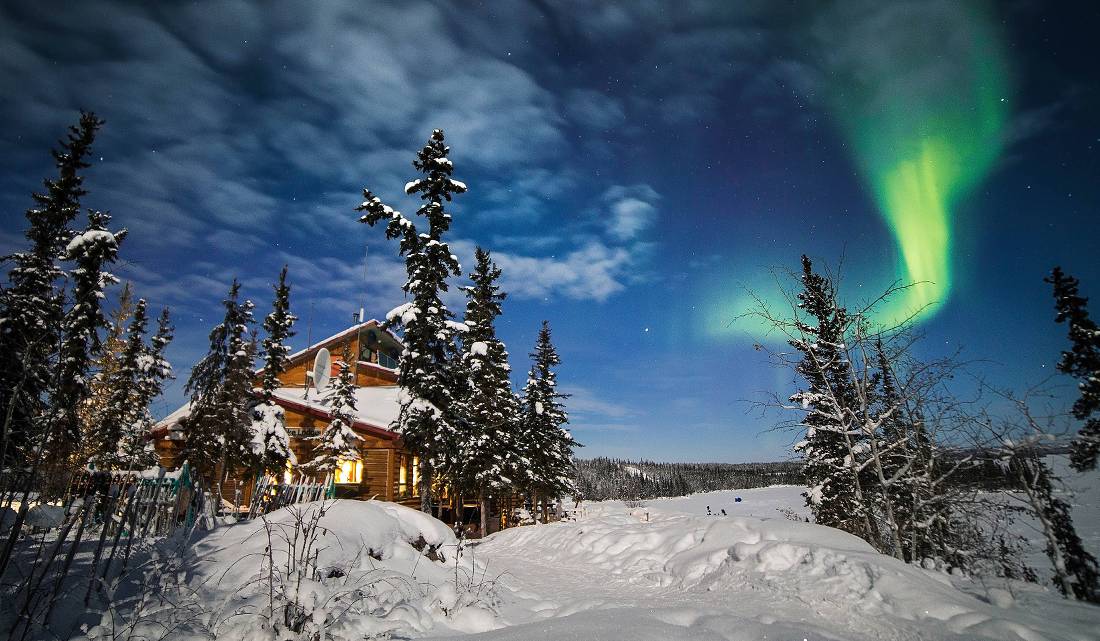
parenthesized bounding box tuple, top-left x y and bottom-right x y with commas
(335, 459, 362, 484)
(283, 461, 294, 485)
(398, 457, 408, 496)
(411, 456, 419, 492)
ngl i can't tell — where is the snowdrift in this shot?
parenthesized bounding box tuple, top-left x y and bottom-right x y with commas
(463, 501, 1100, 641)
(86, 499, 503, 641)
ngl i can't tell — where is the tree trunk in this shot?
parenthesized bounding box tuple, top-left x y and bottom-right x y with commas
(479, 490, 489, 537)
(1017, 458, 1072, 596)
(418, 460, 431, 514)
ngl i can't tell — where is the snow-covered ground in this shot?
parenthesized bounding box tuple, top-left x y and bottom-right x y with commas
(51, 459, 1100, 640)
(423, 489, 1098, 640)
(424, 459, 1100, 641)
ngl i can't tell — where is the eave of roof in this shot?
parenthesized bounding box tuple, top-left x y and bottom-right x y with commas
(273, 393, 400, 441)
(284, 319, 402, 365)
(152, 387, 403, 442)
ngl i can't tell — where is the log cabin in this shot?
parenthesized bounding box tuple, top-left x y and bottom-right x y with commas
(152, 319, 532, 532)
(154, 320, 421, 508)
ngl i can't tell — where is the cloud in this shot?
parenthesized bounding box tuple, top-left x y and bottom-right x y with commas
(567, 422, 638, 433)
(0, 0, 577, 266)
(604, 184, 660, 241)
(474, 167, 579, 225)
(491, 241, 637, 302)
(561, 385, 635, 420)
(0, 0, 697, 323)
(564, 89, 626, 130)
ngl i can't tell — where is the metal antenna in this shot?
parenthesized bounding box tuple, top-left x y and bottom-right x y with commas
(304, 300, 314, 397)
(359, 244, 369, 322)
(354, 243, 369, 383)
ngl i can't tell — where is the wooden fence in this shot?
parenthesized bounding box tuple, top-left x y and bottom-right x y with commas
(246, 473, 333, 520)
(0, 462, 335, 640)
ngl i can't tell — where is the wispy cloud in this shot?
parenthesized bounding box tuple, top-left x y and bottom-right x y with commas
(561, 385, 635, 420)
(603, 184, 660, 241)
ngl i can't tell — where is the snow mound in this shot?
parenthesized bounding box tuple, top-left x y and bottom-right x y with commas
(475, 505, 1100, 640)
(178, 500, 499, 640)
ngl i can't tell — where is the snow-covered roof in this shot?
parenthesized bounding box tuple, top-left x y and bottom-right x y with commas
(157, 401, 193, 436)
(270, 386, 400, 435)
(155, 385, 403, 440)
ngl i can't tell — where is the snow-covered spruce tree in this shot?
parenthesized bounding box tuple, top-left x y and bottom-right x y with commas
(251, 265, 297, 476)
(92, 299, 171, 469)
(123, 307, 174, 468)
(48, 209, 125, 462)
(92, 298, 148, 468)
(788, 255, 874, 541)
(1046, 267, 1100, 471)
(0, 112, 102, 467)
(455, 247, 522, 534)
(519, 321, 578, 500)
(79, 282, 134, 460)
(179, 280, 256, 485)
(301, 346, 361, 479)
(356, 129, 466, 513)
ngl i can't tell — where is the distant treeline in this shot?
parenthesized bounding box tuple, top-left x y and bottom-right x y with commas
(572, 453, 1033, 502)
(573, 457, 804, 501)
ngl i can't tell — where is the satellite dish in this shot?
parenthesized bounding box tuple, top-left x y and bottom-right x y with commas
(312, 348, 331, 390)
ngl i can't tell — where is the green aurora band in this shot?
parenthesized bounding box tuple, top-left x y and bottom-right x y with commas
(831, 2, 1009, 324)
(704, 3, 1010, 340)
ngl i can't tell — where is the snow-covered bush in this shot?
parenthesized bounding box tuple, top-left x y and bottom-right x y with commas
(209, 502, 428, 640)
(77, 499, 505, 640)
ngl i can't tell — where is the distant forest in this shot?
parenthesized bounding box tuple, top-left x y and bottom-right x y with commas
(573, 457, 804, 501)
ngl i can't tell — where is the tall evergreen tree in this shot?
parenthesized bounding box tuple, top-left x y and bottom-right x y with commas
(788, 255, 872, 539)
(1045, 267, 1100, 471)
(302, 346, 361, 478)
(179, 280, 256, 482)
(49, 209, 125, 461)
(259, 265, 296, 403)
(80, 282, 135, 457)
(95, 298, 148, 468)
(455, 248, 522, 533)
(0, 112, 102, 466)
(519, 321, 577, 499)
(123, 307, 174, 468)
(357, 129, 465, 512)
(252, 265, 297, 475)
(90, 300, 171, 469)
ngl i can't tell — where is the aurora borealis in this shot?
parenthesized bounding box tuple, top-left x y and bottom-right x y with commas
(822, 1, 1010, 325)
(1, 1, 1097, 461)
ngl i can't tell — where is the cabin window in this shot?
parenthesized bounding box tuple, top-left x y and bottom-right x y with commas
(397, 455, 409, 496)
(283, 461, 294, 485)
(334, 459, 362, 484)
(361, 347, 399, 369)
(412, 456, 419, 491)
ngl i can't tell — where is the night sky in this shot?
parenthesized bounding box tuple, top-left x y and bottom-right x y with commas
(1, 1, 1097, 462)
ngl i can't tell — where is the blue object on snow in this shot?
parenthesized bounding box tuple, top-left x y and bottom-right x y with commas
(734, 497, 742, 503)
